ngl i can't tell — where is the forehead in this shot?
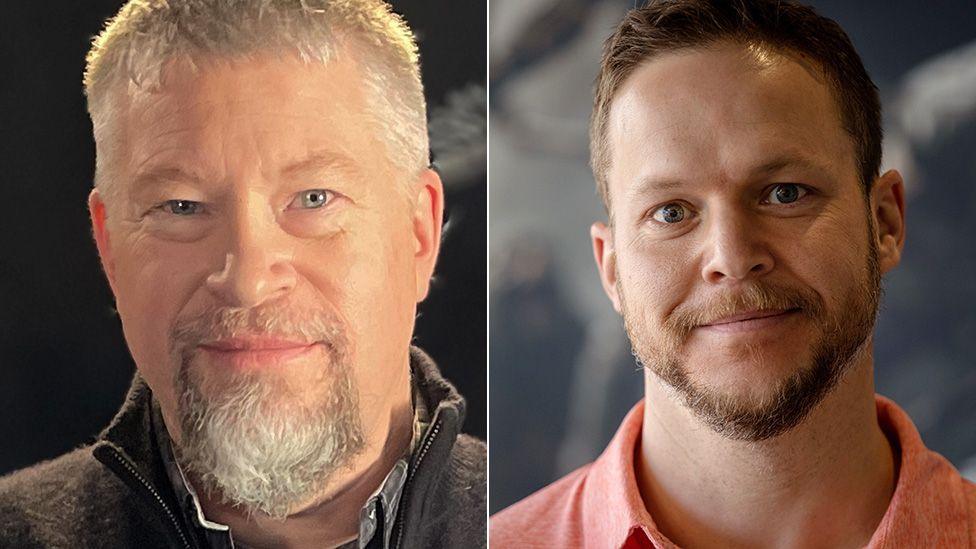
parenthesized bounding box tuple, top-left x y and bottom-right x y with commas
(118, 52, 377, 176)
(605, 43, 855, 199)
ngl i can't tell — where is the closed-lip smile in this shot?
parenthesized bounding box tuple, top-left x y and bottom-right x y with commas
(199, 336, 313, 352)
(198, 336, 319, 369)
(698, 308, 800, 333)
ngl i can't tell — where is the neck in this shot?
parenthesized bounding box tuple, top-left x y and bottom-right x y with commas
(636, 349, 895, 549)
(165, 360, 414, 549)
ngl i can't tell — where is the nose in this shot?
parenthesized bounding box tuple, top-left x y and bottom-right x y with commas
(700, 209, 774, 284)
(206, 202, 298, 308)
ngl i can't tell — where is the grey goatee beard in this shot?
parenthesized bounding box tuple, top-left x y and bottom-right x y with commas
(621, 238, 881, 442)
(170, 305, 366, 519)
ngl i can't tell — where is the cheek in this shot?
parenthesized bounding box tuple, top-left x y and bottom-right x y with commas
(778, 207, 872, 310)
(301, 215, 416, 412)
(617, 237, 696, 318)
(299, 215, 417, 351)
(111, 235, 211, 394)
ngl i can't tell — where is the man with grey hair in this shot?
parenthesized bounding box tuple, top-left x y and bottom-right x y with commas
(0, 1, 485, 548)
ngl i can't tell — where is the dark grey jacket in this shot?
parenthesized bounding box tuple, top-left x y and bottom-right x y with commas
(0, 348, 485, 548)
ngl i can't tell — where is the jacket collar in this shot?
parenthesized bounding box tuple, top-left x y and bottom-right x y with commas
(409, 346, 466, 435)
(95, 346, 464, 462)
(93, 367, 176, 500)
(91, 346, 467, 545)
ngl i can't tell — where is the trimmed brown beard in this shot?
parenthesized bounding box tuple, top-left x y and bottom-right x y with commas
(620, 231, 881, 442)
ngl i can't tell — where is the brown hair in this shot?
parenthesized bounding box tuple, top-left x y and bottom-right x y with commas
(590, 0, 881, 211)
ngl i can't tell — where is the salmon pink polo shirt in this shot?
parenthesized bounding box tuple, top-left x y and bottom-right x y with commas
(491, 396, 976, 548)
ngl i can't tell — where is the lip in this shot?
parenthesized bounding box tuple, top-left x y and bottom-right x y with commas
(198, 337, 319, 369)
(200, 336, 313, 351)
(698, 308, 799, 334)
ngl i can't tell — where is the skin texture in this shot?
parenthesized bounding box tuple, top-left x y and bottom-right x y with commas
(89, 51, 443, 549)
(591, 43, 905, 548)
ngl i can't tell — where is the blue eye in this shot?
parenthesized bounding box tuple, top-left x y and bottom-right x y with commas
(651, 203, 689, 224)
(164, 200, 202, 215)
(293, 189, 333, 209)
(765, 184, 808, 205)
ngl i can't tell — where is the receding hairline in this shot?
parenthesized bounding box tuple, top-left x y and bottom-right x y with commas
(90, 46, 374, 163)
(84, 0, 430, 197)
(597, 38, 853, 214)
(87, 24, 399, 119)
(102, 37, 372, 109)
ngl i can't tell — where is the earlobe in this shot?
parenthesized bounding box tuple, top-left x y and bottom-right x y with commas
(591, 222, 621, 313)
(871, 170, 906, 275)
(88, 188, 118, 296)
(412, 169, 444, 302)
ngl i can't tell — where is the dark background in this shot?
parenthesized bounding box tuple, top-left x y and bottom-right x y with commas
(490, 0, 976, 512)
(0, 1, 486, 475)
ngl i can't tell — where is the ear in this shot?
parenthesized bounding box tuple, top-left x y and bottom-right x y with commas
(870, 169, 906, 275)
(88, 188, 119, 296)
(412, 168, 445, 302)
(590, 221, 621, 313)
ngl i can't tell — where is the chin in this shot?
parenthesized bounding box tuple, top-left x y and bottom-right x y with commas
(189, 356, 333, 412)
(685, 346, 816, 403)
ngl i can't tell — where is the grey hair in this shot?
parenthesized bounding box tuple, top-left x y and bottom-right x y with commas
(84, 0, 428, 196)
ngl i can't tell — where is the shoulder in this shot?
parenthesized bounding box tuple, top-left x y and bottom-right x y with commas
(0, 447, 111, 545)
(436, 434, 486, 519)
(965, 478, 976, 542)
(441, 434, 487, 518)
(490, 463, 592, 548)
(0, 446, 157, 548)
(449, 433, 486, 483)
(406, 434, 486, 548)
(0, 446, 121, 513)
(0, 446, 96, 491)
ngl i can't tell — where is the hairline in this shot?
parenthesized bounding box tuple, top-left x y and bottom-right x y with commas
(594, 38, 874, 219)
(86, 9, 428, 204)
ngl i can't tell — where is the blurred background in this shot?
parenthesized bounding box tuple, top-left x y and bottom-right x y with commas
(490, 0, 976, 512)
(0, 1, 485, 476)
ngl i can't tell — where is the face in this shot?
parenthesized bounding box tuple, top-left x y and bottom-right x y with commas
(89, 52, 442, 515)
(591, 43, 904, 440)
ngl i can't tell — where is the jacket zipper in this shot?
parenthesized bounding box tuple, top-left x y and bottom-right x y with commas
(392, 418, 443, 549)
(103, 446, 193, 549)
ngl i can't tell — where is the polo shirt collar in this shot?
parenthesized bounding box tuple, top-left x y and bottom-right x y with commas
(579, 396, 972, 547)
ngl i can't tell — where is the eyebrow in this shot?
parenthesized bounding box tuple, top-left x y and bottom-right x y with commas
(130, 166, 207, 193)
(751, 154, 830, 178)
(129, 150, 361, 192)
(627, 153, 831, 199)
(280, 151, 360, 179)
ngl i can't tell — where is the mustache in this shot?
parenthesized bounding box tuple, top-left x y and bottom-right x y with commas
(170, 304, 347, 354)
(664, 282, 825, 336)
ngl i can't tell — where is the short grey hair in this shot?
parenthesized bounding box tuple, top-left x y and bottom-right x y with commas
(85, 0, 429, 196)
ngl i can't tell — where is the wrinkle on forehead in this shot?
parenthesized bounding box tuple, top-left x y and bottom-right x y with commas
(114, 53, 375, 189)
(133, 52, 363, 122)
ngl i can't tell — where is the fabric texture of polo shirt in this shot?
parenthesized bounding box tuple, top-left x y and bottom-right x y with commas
(490, 396, 976, 548)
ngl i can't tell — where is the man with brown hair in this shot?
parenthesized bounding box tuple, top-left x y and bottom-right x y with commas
(491, 1, 975, 547)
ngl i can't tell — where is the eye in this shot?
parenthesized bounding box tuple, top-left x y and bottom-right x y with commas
(162, 200, 202, 216)
(651, 202, 690, 224)
(291, 189, 334, 209)
(764, 184, 808, 205)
